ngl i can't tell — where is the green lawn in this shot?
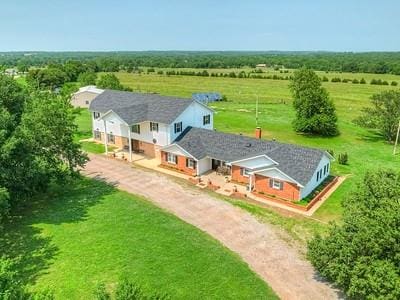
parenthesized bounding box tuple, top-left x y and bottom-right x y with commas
(0, 178, 275, 299)
(112, 71, 400, 222)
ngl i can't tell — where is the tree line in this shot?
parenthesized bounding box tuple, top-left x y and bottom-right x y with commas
(2, 51, 400, 74)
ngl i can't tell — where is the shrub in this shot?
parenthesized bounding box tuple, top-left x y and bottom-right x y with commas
(391, 81, 398, 86)
(94, 283, 111, 300)
(342, 78, 350, 83)
(382, 80, 389, 85)
(327, 149, 334, 157)
(352, 79, 359, 84)
(338, 152, 348, 165)
(331, 77, 341, 82)
(360, 78, 366, 84)
(157, 70, 163, 75)
(0, 258, 25, 299)
(321, 76, 329, 82)
(115, 279, 144, 300)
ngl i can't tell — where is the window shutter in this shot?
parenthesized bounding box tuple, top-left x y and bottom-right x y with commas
(165, 152, 168, 162)
(193, 161, 197, 169)
(240, 168, 243, 176)
(186, 158, 189, 167)
(175, 155, 178, 164)
(279, 182, 283, 190)
(269, 179, 273, 188)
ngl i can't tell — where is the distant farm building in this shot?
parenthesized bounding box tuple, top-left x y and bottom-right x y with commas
(71, 85, 104, 108)
(192, 92, 222, 104)
(256, 64, 267, 68)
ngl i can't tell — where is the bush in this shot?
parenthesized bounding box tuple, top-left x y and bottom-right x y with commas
(307, 169, 400, 299)
(321, 76, 329, 82)
(94, 283, 111, 300)
(0, 258, 25, 299)
(359, 78, 366, 84)
(391, 81, 398, 86)
(338, 152, 348, 165)
(352, 79, 359, 84)
(382, 80, 389, 85)
(327, 149, 334, 157)
(331, 77, 341, 82)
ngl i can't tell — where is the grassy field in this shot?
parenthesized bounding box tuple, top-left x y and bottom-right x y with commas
(0, 178, 275, 299)
(111, 71, 400, 222)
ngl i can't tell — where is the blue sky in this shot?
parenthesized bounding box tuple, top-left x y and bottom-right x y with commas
(1, 0, 399, 52)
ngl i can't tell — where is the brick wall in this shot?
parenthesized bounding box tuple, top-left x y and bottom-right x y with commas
(231, 165, 250, 184)
(254, 174, 300, 201)
(160, 151, 197, 176)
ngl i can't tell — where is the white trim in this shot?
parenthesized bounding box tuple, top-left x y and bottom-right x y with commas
(97, 110, 129, 126)
(228, 154, 279, 166)
(192, 99, 215, 113)
(161, 143, 197, 160)
(324, 151, 335, 161)
(252, 167, 304, 188)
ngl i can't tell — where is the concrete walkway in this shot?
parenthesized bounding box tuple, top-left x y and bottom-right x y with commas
(83, 154, 340, 300)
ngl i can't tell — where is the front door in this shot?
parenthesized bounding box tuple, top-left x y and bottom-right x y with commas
(131, 139, 140, 151)
(212, 159, 221, 170)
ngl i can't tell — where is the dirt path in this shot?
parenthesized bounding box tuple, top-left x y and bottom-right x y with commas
(83, 155, 340, 300)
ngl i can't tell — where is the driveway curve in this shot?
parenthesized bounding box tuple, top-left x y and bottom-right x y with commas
(83, 154, 339, 300)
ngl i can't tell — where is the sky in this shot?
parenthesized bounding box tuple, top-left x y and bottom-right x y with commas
(0, 0, 399, 52)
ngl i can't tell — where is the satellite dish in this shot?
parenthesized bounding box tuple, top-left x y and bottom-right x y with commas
(153, 138, 157, 144)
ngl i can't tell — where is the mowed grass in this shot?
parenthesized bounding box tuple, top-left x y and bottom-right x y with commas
(0, 178, 275, 299)
(113, 71, 400, 222)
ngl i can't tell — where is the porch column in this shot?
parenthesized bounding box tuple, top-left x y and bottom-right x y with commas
(249, 174, 253, 191)
(128, 125, 132, 162)
(103, 119, 108, 155)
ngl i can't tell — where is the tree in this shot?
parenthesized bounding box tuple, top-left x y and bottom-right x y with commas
(0, 75, 87, 224)
(26, 68, 68, 90)
(356, 90, 400, 142)
(289, 68, 339, 136)
(97, 74, 124, 90)
(308, 169, 400, 299)
(78, 71, 97, 86)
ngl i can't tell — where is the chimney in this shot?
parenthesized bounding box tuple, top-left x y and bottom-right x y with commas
(255, 127, 262, 139)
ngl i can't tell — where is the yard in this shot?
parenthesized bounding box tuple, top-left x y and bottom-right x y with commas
(110, 71, 400, 222)
(0, 178, 275, 299)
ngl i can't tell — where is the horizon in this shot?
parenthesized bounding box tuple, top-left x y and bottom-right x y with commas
(1, 0, 399, 52)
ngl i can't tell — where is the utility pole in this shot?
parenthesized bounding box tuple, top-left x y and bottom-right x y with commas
(255, 93, 259, 127)
(393, 119, 400, 155)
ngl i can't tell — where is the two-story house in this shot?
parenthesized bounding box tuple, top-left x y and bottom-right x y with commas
(89, 90, 214, 159)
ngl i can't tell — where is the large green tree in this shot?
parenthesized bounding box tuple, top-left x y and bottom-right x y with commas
(0, 75, 87, 222)
(356, 90, 400, 142)
(78, 71, 97, 86)
(289, 68, 339, 136)
(308, 169, 400, 299)
(97, 73, 125, 90)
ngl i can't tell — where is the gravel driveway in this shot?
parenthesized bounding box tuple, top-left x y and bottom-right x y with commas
(83, 154, 340, 300)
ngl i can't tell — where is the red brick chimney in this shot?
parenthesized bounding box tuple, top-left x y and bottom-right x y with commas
(255, 127, 262, 139)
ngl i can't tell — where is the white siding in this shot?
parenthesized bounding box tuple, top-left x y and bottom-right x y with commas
(256, 168, 297, 184)
(102, 112, 129, 137)
(130, 121, 169, 146)
(300, 155, 331, 199)
(198, 157, 212, 175)
(232, 156, 276, 169)
(162, 144, 194, 158)
(169, 102, 213, 142)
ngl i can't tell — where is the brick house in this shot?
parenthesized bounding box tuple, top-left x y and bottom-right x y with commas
(89, 90, 214, 160)
(162, 127, 333, 201)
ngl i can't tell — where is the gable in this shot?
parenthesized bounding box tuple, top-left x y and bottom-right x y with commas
(162, 144, 195, 159)
(254, 168, 302, 186)
(230, 155, 277, 169)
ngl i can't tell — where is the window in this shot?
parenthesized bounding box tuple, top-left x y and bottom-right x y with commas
(93, 112, 100, 119)
(186, 158, 196, 169)
(85, 100, 89, 105)
(317, 171, 320, 181)
(270, 178, 283, 190)
(167, 153, 177, 164)
(107, 133, 115, 144)
(94, 130, 101, 140)
(174, 121, 182, 134)
(131, 124, 140, 134)
(203, 114, 211, 125)
(150, 122, 159, 132)
(240, 167, 250, 177)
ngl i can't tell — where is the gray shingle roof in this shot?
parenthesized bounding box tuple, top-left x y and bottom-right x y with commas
(174, 127, 327, 186)
(89, 90, 193, 125)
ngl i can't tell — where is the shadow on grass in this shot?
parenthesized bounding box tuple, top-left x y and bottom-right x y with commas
(0, 177, 116, 287)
